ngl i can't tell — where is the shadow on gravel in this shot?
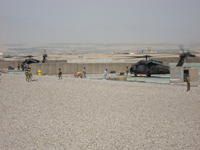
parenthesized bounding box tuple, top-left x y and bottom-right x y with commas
(31, 79, 38, 82)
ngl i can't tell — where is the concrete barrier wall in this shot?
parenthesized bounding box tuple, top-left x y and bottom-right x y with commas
(98, 63, 106, 74)
(112, 63, 119, 73)
(1, 59, 131, 70)
(86, 64, 93, 74)
(70, 63, 129, 74)
(92, 63, 99, 74)
(189, 68, 198, 82)
(31, 63, 41, 75)
(118, 63, 125, 73)
(41, 63, 49, 75)
(106, 63, 112, 73)
(49, 63, 56, 75)
(4, 61, 10, 69)
(170, 67, 184, 83)
(1, 57, 200, 75)
(0, 60, 24, 69)
(63, 63, 70, 74)
(78, 63, 85, 73)
(8, 61, 15, 68)
(56, 63, 64, 75)
(70, 63, 78, 74)
(0, 60, 4, 68)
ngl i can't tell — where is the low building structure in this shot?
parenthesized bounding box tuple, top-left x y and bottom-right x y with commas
(170, 67, 199, 86)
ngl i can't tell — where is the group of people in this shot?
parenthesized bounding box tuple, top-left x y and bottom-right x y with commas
(104, 67, 129, 79)
(24, 65, 191, 91)
(58, 67, 87, 79)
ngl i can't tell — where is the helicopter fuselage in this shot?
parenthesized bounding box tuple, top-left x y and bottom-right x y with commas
(129, 48, 195, 77)
(130, 60, 170, 76)
(21, 58, 39, 71)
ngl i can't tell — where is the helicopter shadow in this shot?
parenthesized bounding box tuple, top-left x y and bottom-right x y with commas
(30, 79, 38, 82)
(129, 75, 170, 78)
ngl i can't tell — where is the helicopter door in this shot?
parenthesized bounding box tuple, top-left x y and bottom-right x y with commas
(137, 65, 145, 73)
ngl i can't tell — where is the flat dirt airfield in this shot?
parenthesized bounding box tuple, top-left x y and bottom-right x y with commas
(1, 74, 200, 149)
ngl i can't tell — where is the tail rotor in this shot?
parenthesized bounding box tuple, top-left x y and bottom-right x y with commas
(42, 50, 48, 63)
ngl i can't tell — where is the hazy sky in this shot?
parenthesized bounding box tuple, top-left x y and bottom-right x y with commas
(1, 0, 200, 46)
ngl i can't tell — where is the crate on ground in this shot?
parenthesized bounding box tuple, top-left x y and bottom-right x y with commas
(2, 69, 9, 73)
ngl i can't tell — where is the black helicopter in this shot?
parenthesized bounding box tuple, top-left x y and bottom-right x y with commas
(1, 53, 18, 58)
(21, 50, 48, 71)
(3, 55, 14, 58)
(130, 49, 195, 77)
(21, 55, 39, 71)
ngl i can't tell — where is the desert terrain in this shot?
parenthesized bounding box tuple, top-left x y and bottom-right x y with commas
(0, 74, 200, 149)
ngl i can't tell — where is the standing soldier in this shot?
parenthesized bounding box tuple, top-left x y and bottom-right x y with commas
(58, 68, 62, 79)
(25, 70, 29, 81)
(126, 66, 129, 78)
(186, 74, 190, 91)
(28, 70, 32, 82)
(18, 63, 20, 70)
(83, 67, 86, 78)
(104, 69, 107, 79)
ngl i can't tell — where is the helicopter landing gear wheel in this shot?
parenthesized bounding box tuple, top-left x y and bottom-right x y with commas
(135, 73, 137, 77)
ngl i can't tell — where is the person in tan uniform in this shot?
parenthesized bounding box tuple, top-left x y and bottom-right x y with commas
(28, 70, 32, 82)
(25, 70, 29, 81)
(186, 74, 190, 91)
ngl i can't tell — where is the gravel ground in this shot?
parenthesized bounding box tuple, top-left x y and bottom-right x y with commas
(0, 74, 200, 149)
